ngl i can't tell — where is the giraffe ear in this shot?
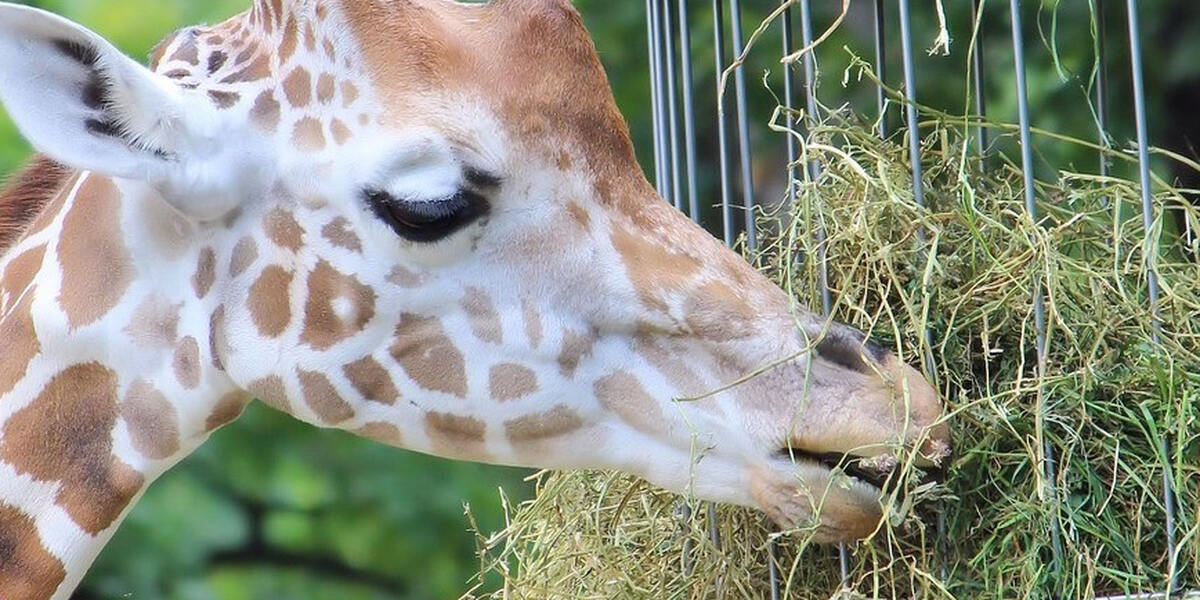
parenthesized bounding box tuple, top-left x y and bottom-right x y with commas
(0, 3, 211, 183)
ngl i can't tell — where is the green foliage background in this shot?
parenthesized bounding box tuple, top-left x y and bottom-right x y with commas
(0, 1, 1194, 599)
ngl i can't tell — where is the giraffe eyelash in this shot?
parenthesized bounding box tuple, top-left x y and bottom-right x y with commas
(363, 188, 490, 244)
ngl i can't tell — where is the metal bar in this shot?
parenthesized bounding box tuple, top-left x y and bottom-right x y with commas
(647, 0, 667, 197)
(1009, 0, 1064, 587)
(713, 0, 735, 247)
(1096, 0, 1109, 178)
(661, 0, 684, 211)
(897, 0, 925, 212)
(783, 5, 799, 199)
(729, 0, 758, 252)
(678, 0, 701, 223)
(654, 0, 677, 204)
(799, 0, 831, 318)
(1125, 0, 1178, 594)
(899, 0, 947, 585)
(768, 537, 781, 600)
(971, 0, 988, 159)
(874, 0, 888, 138)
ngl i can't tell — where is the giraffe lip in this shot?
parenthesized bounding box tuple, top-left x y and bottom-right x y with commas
(774, 448, 895, 493)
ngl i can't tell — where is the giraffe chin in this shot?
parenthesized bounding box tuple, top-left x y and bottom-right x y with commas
(747, 461, 886, 544)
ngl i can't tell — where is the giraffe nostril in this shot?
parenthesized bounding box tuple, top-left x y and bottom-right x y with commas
(813, 325, 890, 374)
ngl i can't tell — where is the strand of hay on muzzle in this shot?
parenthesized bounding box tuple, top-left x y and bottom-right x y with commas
(462, 102, 1200, 599)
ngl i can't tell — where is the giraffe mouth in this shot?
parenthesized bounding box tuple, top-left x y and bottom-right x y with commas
(775, 448, 898, 493)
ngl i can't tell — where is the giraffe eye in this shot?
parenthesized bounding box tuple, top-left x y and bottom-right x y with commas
(363, 188, 490, 243)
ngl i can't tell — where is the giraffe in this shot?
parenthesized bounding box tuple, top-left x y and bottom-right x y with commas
(0, 0, 950, 597)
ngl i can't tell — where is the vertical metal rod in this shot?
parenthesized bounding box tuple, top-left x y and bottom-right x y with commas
(1096, 0, 1110, 178)
(897, 0, 926, 212)
(678, 0, 701, 223)
(971, 0, 989, 159)
(654, 0, 677, 205)
(873, 0, 888, 138)
(1009, 0, 1063, 586)
(729, 0, 758, 252)
(799, 0, 832, 318)
(661, 0, 684, 211)
(783, 5, 799, 200)
(647, 0, 669, 198)
(713, 0, 736, 247)
(1126, 0, 1178, 594)
(768, 537, 781, 600)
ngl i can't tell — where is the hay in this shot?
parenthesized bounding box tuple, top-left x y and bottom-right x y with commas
(464, 21, 1200, 600)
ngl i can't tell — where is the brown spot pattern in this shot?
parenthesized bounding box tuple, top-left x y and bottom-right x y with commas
(0, 244, 45, 313)
(121, 380, 180, 460)
(390, 314, 467, 398)
(248, 375, 290, 413)
(0, 363, 144, 534)
(316, 73, 336, 104)
(248, 266, 293, 338)
(230, 236, 258, 277)
(505, 405, 584, 443)
(123, 295, 182, 349)
(424, 412, 486, 457)
(264, 208, 304, 252)
(209, 305, 228, 371)
(208, 90, 240, 109)
(283, 67, 312, 107)
(321, 217, 362, 252)
(341, 81, 359, 107)
(293, 118, 327, 151)
(331, 119, 352, 146)
(206, 391, 251, 431)
(558, 328, 596, 377)
(279, 17, 299, 62)
(0, 292, 39, 399)
(57, 177, 133, 328)
(173, 336, 202, 389)
(387, 265, 427, 288)
(594, 371, 666, 436)
(344, 356, 398, 405)
(462, 287, 502, 345)
(192, 248, 216, 299)
(0, 503, 66, 600)
(489, 363, 539, 402)
(251, 91, 281, 131)
(300, 260, 376, 350)
(357, 422, 403, 445)
(521, 300, 543, 348)
(611, 227, 701, 310)
(298, 369, 355, 424)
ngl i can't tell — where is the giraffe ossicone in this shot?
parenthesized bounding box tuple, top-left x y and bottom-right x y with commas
(0, 0, 949, 597)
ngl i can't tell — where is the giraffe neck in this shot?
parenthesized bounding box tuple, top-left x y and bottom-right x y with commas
(0, 171, 247, 599)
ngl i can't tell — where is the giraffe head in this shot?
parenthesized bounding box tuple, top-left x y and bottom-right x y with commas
(0, 0, 948, 542)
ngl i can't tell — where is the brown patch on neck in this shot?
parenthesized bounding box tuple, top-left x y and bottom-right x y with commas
(0, 503, 67, 600)
(1, 244, 45, 315)
(57, 176, 135, 329)
(0, 291, 40, 401)
(0, 363, 145, 534)
(121, 380, 181, 460)
(0, 156, 71, 256)
(206, 391, 252, 431)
